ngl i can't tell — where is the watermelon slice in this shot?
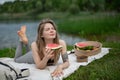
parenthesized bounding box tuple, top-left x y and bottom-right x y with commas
(46, 43, 62, 50)
(75, 42, 88, 48)
(75, 42, 94, 50)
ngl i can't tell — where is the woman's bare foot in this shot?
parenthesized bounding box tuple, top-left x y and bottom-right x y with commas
(17, 26, 28, 44)
(21, 25, 26, 33)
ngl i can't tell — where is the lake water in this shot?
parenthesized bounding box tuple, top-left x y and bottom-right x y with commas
(0, 21, 86, 49)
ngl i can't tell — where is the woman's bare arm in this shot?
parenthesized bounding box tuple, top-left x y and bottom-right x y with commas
(51, 40, 69, 77)
(31, 42, 51, 69)
(59, 40, 70, 69)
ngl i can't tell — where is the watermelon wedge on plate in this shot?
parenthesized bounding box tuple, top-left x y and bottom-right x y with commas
(46, 43, 62, 50)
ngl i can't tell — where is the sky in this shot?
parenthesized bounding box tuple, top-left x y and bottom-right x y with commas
(0, 0, 15, 4)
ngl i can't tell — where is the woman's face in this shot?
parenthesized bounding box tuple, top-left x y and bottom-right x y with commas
(42, 23, 56, 40)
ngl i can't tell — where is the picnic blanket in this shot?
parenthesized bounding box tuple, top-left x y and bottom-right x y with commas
(0, 48, 109, 80)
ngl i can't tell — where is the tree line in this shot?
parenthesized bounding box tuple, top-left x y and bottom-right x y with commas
(0, 0, 119, 14)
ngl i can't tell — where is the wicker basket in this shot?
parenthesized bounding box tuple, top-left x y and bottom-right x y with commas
(76, 56, 88, 62)
(74, 41, 102, 62)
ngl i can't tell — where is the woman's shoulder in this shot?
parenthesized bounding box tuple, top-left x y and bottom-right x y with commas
(31, 41, 36, 46)
(59, 39, 66, 45)
(31, 41, 39, 51)
(31, 41, 37, 48)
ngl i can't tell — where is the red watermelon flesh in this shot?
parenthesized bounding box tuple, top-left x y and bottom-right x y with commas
(46, 43, 62, 50)
(76, 42, 88, 48)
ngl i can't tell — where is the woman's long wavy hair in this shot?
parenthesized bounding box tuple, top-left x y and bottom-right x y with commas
(36, 19, 60, 64)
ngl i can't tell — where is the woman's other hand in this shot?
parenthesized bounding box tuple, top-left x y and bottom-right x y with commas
(51, 65, 63, 77)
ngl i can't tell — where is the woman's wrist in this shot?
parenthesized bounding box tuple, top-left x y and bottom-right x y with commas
(58, 65, 63, 69)
(43, 56, 49, 62)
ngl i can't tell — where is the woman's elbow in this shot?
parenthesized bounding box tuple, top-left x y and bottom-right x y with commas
(36, 65, 46, 69)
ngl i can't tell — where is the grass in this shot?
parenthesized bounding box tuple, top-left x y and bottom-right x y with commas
(0, 42, 119, 80)
(57, 12, 120, 36)
(0, 48, 15, 58)
(0, 47, 26, 58)
(63, 42, 120, 80)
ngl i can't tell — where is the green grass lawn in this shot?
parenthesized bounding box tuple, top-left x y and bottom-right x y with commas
(0, 42, 120, 80)
(0, 48, 15, 58)
(57, 12, 120, 37)
(64, 42, 120, 80)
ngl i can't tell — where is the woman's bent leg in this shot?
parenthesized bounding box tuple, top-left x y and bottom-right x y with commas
(25, 44, 31, 53)
(15, 51, 34, 64)
(14, 41, 34, 64)
(14, 41, 23, 60)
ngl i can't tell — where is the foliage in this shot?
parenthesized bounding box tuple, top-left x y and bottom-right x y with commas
(0, 0, 120, 14)
(58, 12, 120, 37)
(68, 3, 80, 14)
(105, 0, 120, 12)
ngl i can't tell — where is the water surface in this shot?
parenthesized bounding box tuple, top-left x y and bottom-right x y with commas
(0, 21, 86, 49)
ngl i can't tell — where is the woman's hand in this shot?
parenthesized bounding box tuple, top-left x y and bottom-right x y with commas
(51, 65, 63, 77)
(44, 48, 54, 59)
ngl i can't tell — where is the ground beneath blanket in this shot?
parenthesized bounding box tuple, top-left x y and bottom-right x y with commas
(0, 48, 109, 80)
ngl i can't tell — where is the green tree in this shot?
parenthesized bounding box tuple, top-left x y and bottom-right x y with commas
(69, 0, 80, 14)
(105, 0, 120, 12)
(59, 0, 72, 12)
